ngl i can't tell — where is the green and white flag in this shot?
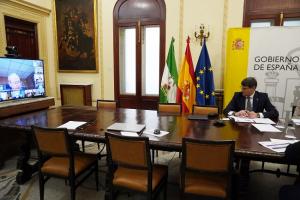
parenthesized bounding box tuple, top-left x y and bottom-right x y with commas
(159, 37, 178, 103)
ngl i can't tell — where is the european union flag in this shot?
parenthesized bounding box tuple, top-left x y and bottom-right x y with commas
(195, 40, 216, 105)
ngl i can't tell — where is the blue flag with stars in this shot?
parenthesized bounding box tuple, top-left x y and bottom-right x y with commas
(195, 40, 216, 105)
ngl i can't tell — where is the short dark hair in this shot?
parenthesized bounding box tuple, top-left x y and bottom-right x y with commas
(241, 77, 257, 89)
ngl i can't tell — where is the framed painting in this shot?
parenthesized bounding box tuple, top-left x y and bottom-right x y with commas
(54, 0, 98, 72)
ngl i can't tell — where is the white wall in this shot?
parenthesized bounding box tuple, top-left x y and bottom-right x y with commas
(183, 0, 225, 88)
(1, 0, 245, 104)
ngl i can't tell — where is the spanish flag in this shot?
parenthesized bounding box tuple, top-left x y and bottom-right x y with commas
(176, 37, 196, 113)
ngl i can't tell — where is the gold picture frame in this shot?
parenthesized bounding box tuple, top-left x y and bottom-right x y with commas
(53, 0, 98, 73)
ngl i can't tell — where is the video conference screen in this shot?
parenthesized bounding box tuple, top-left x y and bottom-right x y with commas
(0, 57, 45, 101)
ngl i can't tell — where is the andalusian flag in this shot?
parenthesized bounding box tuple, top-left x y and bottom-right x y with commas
(176, 37, 196, 113)
(159, 37, 178, 103)
(195, 39, 216, 105)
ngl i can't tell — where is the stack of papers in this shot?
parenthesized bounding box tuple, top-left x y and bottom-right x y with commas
(258, 138, 299, 153)
(252, 124, 281, 132)
(57, 121, 87, 130)
(253, 118, 276, 124)
(229, 116, 253, 122)
(229, 116, 275, 124)
(291, 118, 300, 125)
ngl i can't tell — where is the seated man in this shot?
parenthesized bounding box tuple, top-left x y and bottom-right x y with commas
(223, 77, 279, 119)
(7, 73, 25, 98)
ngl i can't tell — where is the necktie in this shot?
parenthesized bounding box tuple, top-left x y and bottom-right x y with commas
(246, 97, 252, 111)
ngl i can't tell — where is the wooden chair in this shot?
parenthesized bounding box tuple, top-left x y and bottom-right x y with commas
(157, 103, 181, 158)
(97, 100, 117, 110)
(105, 132, 168, 200)
(32, 126, 98, 200)
(192, 105, 218, 115)
(81, 100, 116, 152)
(158, 103, 181, 114)
(181, 138, 235, 200)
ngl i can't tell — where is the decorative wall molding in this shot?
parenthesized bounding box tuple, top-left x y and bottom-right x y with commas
(98, 0, 104, 99)
(221, 0, 229, 89)
(2, 0, 51, 15)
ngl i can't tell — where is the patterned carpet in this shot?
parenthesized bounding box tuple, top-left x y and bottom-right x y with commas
(0, 142, 298, 200)
(0, 169, 20, 200)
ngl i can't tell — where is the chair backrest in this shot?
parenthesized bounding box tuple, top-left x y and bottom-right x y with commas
(105, 132, 151, 169)
(32, 126, 71, 157)
(182, 138, 234, 173)
(97, 100, 117, 110)
(158, 103, 181, 114)
(192, 105, 218, 115)
(292, 105, 296, 117)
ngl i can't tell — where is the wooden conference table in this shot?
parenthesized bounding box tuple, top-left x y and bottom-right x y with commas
(0, 106, 299, 183)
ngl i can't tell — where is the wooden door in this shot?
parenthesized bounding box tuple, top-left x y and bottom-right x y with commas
(4, 16, 39, 59)
(113, 0, 166, 110)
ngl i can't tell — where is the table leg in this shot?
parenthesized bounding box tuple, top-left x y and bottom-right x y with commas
(0, 160, 4, 169)
(16, 134, 38, 184)
(239, 158, 250, 196)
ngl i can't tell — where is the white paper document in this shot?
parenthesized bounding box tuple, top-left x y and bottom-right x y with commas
(57, 121, 87, 130)
(252, 124, 281, 132)
(229, 116, 275, 124)
(259, 141, 290, 153)
(107, 123, 145, 132)
(229, 116, 254, 123)
(259, 139, 298, 153)
(275, 125, 285, 129)
(270, 138, 299, 143)
(253, 118, 275, 124)
(291, 118, 300, 125)
(143, 129, 169, 137)
(120, 131, 140, 137)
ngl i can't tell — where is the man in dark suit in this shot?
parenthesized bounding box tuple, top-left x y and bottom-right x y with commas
(223, 77, 279, 119)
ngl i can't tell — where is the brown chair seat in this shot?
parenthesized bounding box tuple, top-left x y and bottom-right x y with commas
(42, 153, 96, 177)
(32, 126, 98, 200)
(106, 132, 168, 200)
(113, 165, 168, 192)
(184, 171, 227, 198)
(180, 139, 235, 200)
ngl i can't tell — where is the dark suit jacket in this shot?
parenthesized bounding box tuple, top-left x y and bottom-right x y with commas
(285, 141, 300, 165)
(223, 91, 279, 119)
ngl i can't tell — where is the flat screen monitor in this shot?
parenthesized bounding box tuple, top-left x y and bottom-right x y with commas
(0, 57, 46, 101)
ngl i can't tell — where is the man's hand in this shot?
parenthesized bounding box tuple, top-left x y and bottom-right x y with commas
(235, 110, 248, 118)
(246, 111, 258, 119)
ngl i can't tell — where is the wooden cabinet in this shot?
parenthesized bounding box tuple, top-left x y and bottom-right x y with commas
(0, 97, 55, 118)
(60, 84, 92, 106)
